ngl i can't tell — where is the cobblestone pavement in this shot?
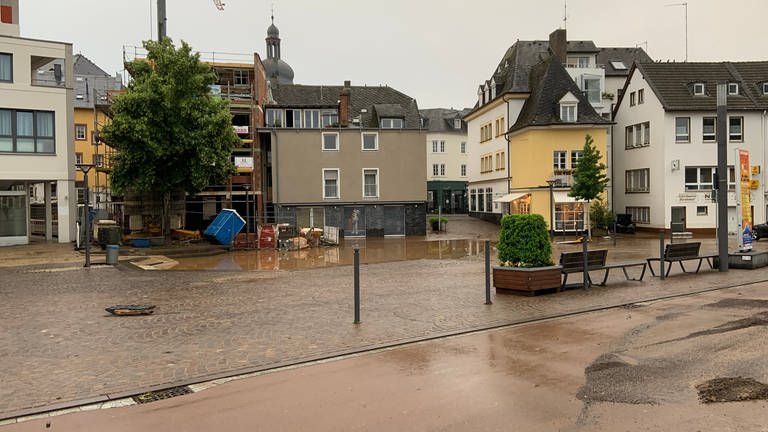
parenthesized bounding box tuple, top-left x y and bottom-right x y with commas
(2, 216, 768, 418)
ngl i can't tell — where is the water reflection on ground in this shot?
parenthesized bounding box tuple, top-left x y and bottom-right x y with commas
(171, 238, 493, 271)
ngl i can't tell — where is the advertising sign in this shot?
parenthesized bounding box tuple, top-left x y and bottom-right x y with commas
(234, 156, 254, 172)
(736, 149, 752, 251)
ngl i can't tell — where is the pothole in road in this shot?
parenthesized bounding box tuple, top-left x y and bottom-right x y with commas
(705, 298, 768, 309)
(696, 377, 768, 403)
(132, 385, 193, 404)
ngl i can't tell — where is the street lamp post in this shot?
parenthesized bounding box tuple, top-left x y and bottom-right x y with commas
(76, 164, 95, 267)
(546, 179, 559, 239)
(243, 183, 251, 249)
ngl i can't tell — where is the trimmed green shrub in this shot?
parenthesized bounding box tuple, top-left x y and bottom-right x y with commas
(428, 216, 447, 225)
(497, 214, 553, 267)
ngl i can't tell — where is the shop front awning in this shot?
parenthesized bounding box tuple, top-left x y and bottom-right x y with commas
(553, 191, 587, 203)
(493, 192, 529, 203)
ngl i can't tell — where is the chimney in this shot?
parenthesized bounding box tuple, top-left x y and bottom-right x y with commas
(0, 0, 20, 37)
(339, 80, 351, 127)
(548, 28, 567, 63)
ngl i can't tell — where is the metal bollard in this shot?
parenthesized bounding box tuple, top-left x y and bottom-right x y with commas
(485, 240, 492, 305)
(582, 232, 590, 289)
(659, 230, 665, 280)
(354, 248, 360, 324)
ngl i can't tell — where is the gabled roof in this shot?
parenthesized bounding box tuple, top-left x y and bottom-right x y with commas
(635, 61, 768, 111)
(268, 83, 421, 128)
(73, 54, 111, 77)
(510, 57, 610, 132)
(419, 108, 471, 132)
(597, 47, 653, 77)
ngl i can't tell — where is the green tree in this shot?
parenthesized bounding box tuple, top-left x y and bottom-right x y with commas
(101, 38, 238, 237)
(569, 134, 609, 237)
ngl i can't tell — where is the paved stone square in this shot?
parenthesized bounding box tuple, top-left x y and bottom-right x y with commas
(1, 216, 768, 419)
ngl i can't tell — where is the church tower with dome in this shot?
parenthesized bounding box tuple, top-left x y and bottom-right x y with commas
(263, 14, 294, 85)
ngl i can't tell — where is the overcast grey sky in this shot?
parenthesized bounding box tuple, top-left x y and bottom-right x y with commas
(19, 0, 768, 109)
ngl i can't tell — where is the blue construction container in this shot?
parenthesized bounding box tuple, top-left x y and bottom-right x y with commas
(204, 209, 245, 246)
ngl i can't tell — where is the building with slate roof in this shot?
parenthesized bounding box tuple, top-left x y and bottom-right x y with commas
(464, 29, 613, 232)
(420, 108, 471, 213)
(596, 47, 653, 112)
(613, 61, 768, 234)
(72, 54, 122, 208)
(0, 0, 75, 245)
(262, 81, 427, 237)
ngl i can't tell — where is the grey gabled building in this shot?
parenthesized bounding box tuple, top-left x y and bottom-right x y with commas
(263, 81, 427, 237)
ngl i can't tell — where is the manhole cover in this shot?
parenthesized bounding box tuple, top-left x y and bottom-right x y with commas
(133, 386, 193, 404)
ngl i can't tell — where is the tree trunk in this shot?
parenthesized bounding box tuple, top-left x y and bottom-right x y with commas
(586, 200, 592, 239)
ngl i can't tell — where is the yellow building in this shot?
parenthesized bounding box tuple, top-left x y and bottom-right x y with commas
(72, 54, 122, 204)
(465, 32, 611, 233)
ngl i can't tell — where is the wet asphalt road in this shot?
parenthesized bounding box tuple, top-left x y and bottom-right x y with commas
(4, 283, 768, 432)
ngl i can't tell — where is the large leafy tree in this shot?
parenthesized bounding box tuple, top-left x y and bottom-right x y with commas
(102, 38, 238, 236)
(569, 134, 609, 237)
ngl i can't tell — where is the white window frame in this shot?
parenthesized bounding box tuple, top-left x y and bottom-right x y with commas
(570, 150, 583, 169)
(638, 89, 644, 104)
(454, 119, 461, 129)
(361, 132, 378, 151)
(625, 168, 650, 193)
(440, 163, 446, 176)
(432, 163, 439, 176)
(763, 83, 768, 95)
(75, 124, 86, 141)
(460, 164, 466, 177)
(560, 103, 577, 122)
(684, 166, 714, 191)
(729, 116, 743, 142)
(440, 140, 445, 153)
(675, 117, 690, 142)
(304, 109, 321, 128)
(626, 206, 650, 224)
(362, 168, 379, 199)
(583, 77, 601, 104)
(693, 83, 705, 96)
(321, 132, 339, 151)
(75, 152, 83, 165)
(728, 83, 739, 95)
(322, 168, 340, 199)
(553, 151, 567, 170)
(380, 118, 403, 129)
(431, 140, 438, 153)
(266, 108, 283, 127)
(460, 141, 466, 154)
(702, 117, 716, 142)
(630, 92, 636, 106)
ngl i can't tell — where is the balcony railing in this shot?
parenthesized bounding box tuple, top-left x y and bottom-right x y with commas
(551, 170, 574, 187)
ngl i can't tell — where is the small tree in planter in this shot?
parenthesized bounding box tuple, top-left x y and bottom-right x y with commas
(493, 214, 561, 294)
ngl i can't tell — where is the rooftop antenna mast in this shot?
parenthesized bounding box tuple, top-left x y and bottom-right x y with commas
(563, 0, 568, 29)
(665, 2, 688, 61)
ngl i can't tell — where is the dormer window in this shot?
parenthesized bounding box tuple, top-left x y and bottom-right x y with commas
(490, 78, 497, 100)
(693, 83, 705, 96)
(558, 92, 579, 123)
(484, 85, 490, 104)
(763, 82, 768, 95)
(477, 87, 483, 105)
(560, 104, 577, 122)
(728, 82, 739, 95)
(454, 119, 462, 129)
(380, 118, 403, 129)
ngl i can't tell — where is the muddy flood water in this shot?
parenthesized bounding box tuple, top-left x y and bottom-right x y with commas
(170, 238, 492, 271)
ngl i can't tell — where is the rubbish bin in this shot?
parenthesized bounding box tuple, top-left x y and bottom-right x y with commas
(98, 226, 122, 248)
(106, 244, 119, 265)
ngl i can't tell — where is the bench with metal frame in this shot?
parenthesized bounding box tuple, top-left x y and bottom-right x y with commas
(646, 242, 717, 277)
(559, 249, 647, 291)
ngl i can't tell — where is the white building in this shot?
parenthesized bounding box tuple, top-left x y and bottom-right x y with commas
(613, 61, 768, 234)
(0, 0, 75, 245)
(420, 108, 470, 213)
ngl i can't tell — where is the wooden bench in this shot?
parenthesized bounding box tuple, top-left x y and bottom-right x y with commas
(646, 242, 717, 277)
(559, 249, 647, 291)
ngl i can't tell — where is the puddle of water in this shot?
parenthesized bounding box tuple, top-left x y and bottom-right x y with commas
(170, 238, 492, 271)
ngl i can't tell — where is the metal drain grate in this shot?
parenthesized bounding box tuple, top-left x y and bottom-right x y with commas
(133, 385, 193, 404)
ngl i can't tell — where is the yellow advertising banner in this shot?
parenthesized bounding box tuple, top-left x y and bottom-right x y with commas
(739, 149, 752, 250)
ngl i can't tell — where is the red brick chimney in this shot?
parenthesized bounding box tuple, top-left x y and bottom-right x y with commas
(549, 28, 567, 63)
(339, 80, 351, 127)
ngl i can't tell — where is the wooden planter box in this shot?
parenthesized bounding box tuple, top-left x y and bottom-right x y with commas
(493, 265, 562, 295)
